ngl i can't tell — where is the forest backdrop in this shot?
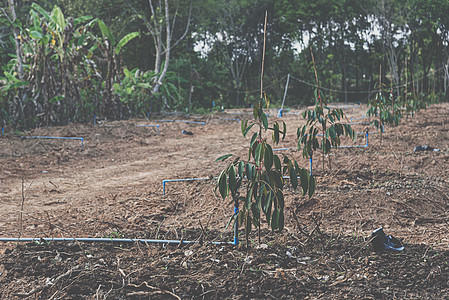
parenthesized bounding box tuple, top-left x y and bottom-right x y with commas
(1, 0, 449, 129)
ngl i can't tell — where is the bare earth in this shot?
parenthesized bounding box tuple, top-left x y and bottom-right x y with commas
(0, 102, 448, 299)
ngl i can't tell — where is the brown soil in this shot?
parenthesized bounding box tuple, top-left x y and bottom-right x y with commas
(0, 103, 448, 299)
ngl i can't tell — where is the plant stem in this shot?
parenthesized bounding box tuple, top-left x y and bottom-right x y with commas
(310, 47, 326, 172)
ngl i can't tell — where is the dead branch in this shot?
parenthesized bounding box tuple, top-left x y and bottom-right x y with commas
(127, 281, 181, 300)
(13, 265, 80, 297)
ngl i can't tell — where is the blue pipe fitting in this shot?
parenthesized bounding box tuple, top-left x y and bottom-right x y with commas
(309, 157, 313, 175)
(234, 206, 239, 245)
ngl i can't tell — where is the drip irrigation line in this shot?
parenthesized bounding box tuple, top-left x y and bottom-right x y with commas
(160, 120, 205, 125)
(162, 177, 216, 195)
(350, 115, 366, 121)
(21, 136, 84, 149)
(217, 117, 240, 122)
(348, 122, 371, 125)
(178, 120, 205, 125)
(0, 237, 233, 245)
(136, 124, 160, 135)
(273, 147, 295, 151)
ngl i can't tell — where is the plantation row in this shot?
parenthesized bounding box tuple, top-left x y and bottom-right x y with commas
(215, 62, 441, 244)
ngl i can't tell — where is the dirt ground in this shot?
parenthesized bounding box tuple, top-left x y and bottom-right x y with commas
(0, 102, 448, 299)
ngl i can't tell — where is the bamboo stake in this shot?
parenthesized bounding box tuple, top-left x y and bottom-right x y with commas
(310, 47, 322, 107)
(256, 10, 268, 246)
(260, 10, 267, 99)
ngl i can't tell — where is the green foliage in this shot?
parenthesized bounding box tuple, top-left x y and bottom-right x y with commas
(217, 93, 316, 245)
(297, 90, 355, 171)
(1, 0, 448, 129)
(113, 67, 154, 114)
(367, 83, 403, 136)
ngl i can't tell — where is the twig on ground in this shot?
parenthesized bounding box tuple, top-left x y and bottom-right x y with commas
(13, 265, 80, 297)
(127, 282, 181, 300)
(17, 211, 85, 253)
(18, 178, 34, 239)
(353, 235, 376, 257)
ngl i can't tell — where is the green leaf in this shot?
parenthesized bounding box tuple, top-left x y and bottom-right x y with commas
(276, 191, 285, 208)
(246, 164, 254, 180)
(273, 154, 281, 172)
(271, 208, 279, 231)
(329, 127, 336, 140)
(228, 165, 236, 192)
(298, 168, 309, 196)
(255, 143, 263, 166)
(251, 202, 260, 226)
(136, 83, 151, 89)
(115, 32, 139, 55)
(218, 170, 228, 199)
(279, 209, 284, 231)
(262, 191, 272, 214)
(266, 193, 273, 225)
(289, 166, 298, 189)
(123, 68, 136, 83)
(261, 113, 268, 130)
(215, 154, 233, 162)
(245, 187, 253, 210)
(97, 19, 115, 45)
(253, 103, 260, 119)
(31, 3, 51, 21)
(243, 123, 255, 138)
(238, 161, 245, 178)
(273, 121, 280, 144)
(308, 174, 316, 198)
(73, 15, 93, 26)
(30, 31, 43, 39)
(282, 121, 287, 141)
(241, 119, 247, 135)
(264, 144, 273, 170)
(51, 5, 65, 30)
